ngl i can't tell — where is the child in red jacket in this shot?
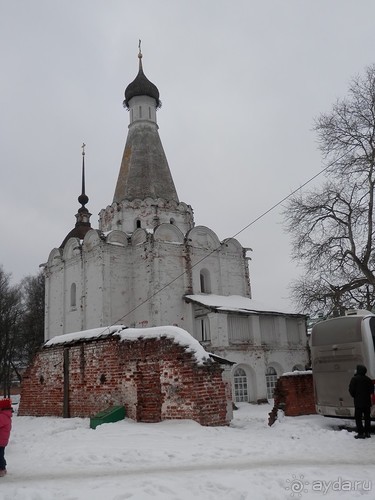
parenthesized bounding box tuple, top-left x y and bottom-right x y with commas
(0, 399, 12, 477)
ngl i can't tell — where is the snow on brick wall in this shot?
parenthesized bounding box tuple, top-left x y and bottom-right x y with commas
(19, 336, 230, 426)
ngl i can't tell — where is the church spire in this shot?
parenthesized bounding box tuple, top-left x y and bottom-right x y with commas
(113, 45, 179, 204)
(60, 144, 92, 248)
(78, 142, 89, 211)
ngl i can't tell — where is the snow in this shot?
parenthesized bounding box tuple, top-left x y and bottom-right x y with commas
(45, 325, 210, 365)
(44, 325, 127, 346)
(118, 326, 211, 365)
(185, 294, 303, 316)
(2, 403, 374, 499)
(281, 370, 312, 377)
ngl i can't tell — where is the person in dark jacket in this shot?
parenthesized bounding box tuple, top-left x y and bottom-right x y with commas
(349, 365, 374, 439)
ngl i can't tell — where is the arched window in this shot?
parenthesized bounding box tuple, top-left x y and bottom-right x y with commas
(135, 219, 141, 229)
(200, 269, 211, 293)
(70, 283, 76, 308)
(233, 367, 248, 402)
(170, 218, 175, 225)
(266, 366, 278, 399)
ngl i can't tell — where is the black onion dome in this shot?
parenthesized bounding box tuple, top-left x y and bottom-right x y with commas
(124, 55, 161, 109)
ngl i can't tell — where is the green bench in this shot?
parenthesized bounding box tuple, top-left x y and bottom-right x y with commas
(90, 405, 126, 429)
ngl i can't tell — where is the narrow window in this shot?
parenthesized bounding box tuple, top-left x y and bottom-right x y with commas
(139, 105, 142, 119)
(266, 367, 278, 399)
(135, 219, 141, 229)
(70, 283, 76, 308)
(195, 317, 210, 342)
(233, 367, 248, 402)
(149, 107, 151, 119)
(200, 269, 211, 293)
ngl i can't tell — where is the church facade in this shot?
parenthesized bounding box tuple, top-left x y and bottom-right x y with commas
(44, 49, 308, 404)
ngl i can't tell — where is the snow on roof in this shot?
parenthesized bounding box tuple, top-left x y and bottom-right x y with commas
(44, 325, 210, 365)
(44, 325, 127, 347)
(118, 326, 210, 365)
(185, 294, 303, 316)
(281, 370, 312, 377)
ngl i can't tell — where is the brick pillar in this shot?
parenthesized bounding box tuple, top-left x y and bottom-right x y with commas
(271, 372, 316, 419)
(136, 361, 162, 423)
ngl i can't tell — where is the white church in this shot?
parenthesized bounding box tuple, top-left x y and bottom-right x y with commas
(43, 48, 308, 404)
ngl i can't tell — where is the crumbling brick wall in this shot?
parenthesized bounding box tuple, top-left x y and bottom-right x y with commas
(19, 336, 230, 426)
(272, 372, 316, 418)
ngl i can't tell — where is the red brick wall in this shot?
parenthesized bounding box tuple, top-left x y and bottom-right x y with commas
(273, 372, 316, 417)
(19, 336, 230, 426)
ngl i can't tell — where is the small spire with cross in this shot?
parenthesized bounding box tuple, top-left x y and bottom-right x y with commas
(78, 142, 89, 209)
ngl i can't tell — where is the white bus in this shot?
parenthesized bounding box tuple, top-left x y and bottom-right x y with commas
(311, 310, 375, 419)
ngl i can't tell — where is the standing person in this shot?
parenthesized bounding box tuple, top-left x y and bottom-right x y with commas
(0, 398, 12, 476)
(349, 365, 374, 439)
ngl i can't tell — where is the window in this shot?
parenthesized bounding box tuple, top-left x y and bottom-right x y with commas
(369, 317, 375, 350)
(286, 318, 301, 345)
(260, 316, 277, 344)
(135, 219, 141, 229)
(149, 107, 151, 119)
(195, 317, 210, 342)
(266, 367, 278, 399)
(233, 367, 248, 402)
(139, 105, 142, 118)
(70, 283, 76, 308)
(228, 315, 252, 342)
(200, 269, 211, 293)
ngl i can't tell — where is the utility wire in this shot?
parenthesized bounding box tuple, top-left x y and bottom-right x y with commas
(109, 146, 355, 327)
(54, 146, 352, 343)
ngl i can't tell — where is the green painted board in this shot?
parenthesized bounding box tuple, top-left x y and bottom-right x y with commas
(90, 405, 126, 429)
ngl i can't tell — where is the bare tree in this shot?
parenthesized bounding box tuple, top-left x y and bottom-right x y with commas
(17, 271, 45, 367)
(0, 267, 22, 396)
(284, 65, 375, 315)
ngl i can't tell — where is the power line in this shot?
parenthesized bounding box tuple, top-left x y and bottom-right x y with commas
(109, 147, 355, 326)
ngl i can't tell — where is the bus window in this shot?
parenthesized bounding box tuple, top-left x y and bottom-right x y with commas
(311, 316, 362, 346)
(369, 317, 375, 350)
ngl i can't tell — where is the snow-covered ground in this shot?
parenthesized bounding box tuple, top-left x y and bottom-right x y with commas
(1, 403, 374, 500)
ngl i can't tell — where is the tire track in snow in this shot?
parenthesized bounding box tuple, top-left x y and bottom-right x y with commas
(2, 457, 372, 484)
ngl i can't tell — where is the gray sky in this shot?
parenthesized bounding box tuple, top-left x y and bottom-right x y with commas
(2, 0, 375, 311)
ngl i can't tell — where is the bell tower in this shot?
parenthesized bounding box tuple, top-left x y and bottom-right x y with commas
(100, 42, 194, 234)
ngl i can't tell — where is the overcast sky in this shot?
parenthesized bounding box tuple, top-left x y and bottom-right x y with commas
(2, 1, 375, 311)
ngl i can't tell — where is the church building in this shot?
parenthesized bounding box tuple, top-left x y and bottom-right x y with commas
(43, 47, 308, 404)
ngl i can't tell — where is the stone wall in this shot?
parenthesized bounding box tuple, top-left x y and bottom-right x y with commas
(19, 335, 231, 426)
(270, 371, 316, 420)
